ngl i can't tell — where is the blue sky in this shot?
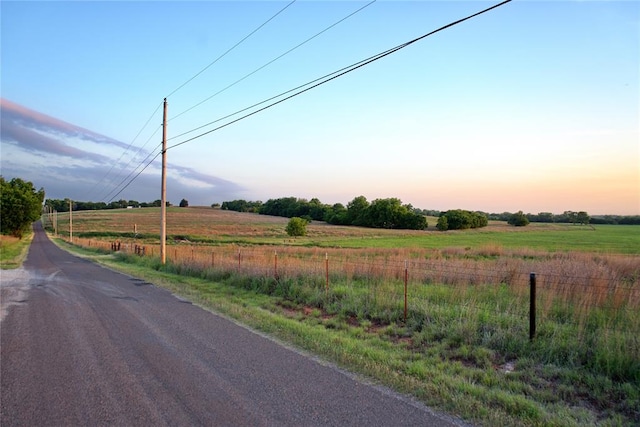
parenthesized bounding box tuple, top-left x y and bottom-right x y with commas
(1, 0, 638, 215)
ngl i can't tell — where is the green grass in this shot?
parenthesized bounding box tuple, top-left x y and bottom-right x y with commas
(57, 239, 640, 426)
(45, 208, 640, 426)
(311, 225, 640, 254)
(0, 232, 33, 269)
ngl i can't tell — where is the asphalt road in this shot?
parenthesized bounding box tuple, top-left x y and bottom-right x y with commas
(1, 223, 463, 426)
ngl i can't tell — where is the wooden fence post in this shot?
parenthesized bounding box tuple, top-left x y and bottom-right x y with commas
(530, 272, 536, 340)
(274, 252, 278, 280)
(404, 260, 408, 323)
(325, 253, 329, 299)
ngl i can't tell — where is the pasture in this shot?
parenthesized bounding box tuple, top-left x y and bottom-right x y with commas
(49, 206, 638, 252)
(47, 207, 640, 426)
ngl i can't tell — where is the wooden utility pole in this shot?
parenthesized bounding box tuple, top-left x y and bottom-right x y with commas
(160, 98, 168, 264)
(69, 199, 73, 243)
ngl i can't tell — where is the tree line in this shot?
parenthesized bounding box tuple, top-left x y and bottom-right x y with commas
(4, 173, 638, 240)
(222, 196, 428, 230)
(44, 198, 168, 212)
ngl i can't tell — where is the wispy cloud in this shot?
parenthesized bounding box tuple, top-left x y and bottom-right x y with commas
(0, 99, 246, 205)
(1, 115, 111, 163)
(1, 98, 130, 152)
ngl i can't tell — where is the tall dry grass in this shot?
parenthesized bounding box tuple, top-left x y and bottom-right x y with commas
(73, 237, 639, 313)
(70, 236, 639, 381)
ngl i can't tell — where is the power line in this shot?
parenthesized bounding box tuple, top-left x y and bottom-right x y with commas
(97, 124, 162, 202)
(168, 0, 512, 151)
(170, 0, 377, 123)
(105, 142, 163, 203)
(82, 100, 163, 201)
(113, 0, 511, 201)
(167, 48, 392, 143)
(106, 148, 163, 203)
(98, 2, 298, 202)
(165, 0, 297, 99)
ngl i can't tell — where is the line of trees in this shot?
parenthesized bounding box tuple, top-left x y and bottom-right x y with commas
(222, 196, 428, 230)
(489, 210, 592, 225)
(44, 199, 167, 212)
(44, 195, 640, 227)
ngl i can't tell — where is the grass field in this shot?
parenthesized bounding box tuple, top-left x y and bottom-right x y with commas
(0, 233, 33, 269)
(48, 207, 639, 253)
(41, 208, 640, 425)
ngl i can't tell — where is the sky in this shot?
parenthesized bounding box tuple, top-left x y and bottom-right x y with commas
(1, 0, 638, 215)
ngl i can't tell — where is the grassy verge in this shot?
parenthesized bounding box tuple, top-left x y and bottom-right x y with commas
(55, 238, 639, 426)
(0, 233, 33, 269)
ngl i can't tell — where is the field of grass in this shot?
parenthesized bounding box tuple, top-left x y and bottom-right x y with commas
(44, 208, 639, 426)
(0, 232, 33, 269)
(48, 207, 639, 254)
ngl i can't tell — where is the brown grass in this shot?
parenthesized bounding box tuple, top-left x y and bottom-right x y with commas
(62, 208, 639, 316)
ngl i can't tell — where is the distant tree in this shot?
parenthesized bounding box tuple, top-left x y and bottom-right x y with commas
(259, 197, 300, 217)
(559, 210, 578, 224)
(508, 211, 530, 227)
(470, 211, 489, 228)
(211, 203, 220, 209)
(307, 198, 329, 221)
(285, 217, 308, 237)
(439, 209, 488, 230)
(576, 211, 590, 225)
(364, 198, 427, 230)
(0, 176, 45, 238)
(365, 198, 400, 228)
(436, 215, 448, 231)
(619, 215, 640, 225)
(441, 209, 472, 230)
(222, 199, 260, 212)
(346, 196, 370, 226)
(179, 198, 189, 208)
(536, 212, 554, 223)
(325, 203, 348, 225)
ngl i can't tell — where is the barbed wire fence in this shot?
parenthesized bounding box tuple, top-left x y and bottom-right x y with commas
(70, 237, 639, 342)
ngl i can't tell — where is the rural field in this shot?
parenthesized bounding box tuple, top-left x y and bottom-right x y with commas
(45, 207, 639, 426)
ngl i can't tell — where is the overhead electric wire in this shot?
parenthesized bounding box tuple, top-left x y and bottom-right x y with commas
(98, 122, 163, 200)
(167, 0, 512, 152)
(170, 0, 376, 123)
(106, 148, 163, 203)
(112, 0, 510, 200)
(82, 100, 163, 201)
(167, 44, 395, 142)
(99, 126, 163, 202)
(165, 0, 297, 99)
(99, 2, 297, 202)
(105, 142, 164, 203)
